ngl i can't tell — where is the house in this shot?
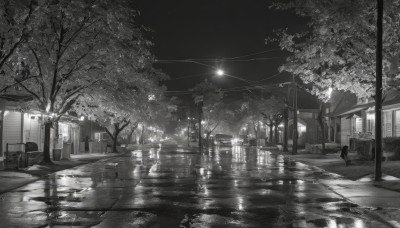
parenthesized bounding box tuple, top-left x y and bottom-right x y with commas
(336, 89, 400, 158)
(0, 97, 83, 161)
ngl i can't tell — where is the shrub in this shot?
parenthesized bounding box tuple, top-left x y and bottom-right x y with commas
(383, 137, 400, 160)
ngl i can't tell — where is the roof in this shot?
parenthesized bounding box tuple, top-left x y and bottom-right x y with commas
(335, 89, 400, 117)
(336, 102, 374, 117)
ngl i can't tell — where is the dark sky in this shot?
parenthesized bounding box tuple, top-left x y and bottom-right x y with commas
(134, 0, 316, 107)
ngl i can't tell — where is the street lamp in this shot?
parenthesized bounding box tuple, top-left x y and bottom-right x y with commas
(216, 69, 224, 76)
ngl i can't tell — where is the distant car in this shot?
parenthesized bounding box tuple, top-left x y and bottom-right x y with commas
(214, 134, 233, 147)
(233, 135, 249, 146)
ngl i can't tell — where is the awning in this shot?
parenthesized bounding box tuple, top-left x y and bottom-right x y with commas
(345, 112, 361, 119)
(336, 102, 374, 117)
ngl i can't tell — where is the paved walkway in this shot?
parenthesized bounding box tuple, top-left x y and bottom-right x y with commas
(0, 152, 119, 194)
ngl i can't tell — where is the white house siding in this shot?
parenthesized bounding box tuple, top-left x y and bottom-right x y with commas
(2, 111, 22, 153)
(340, 117, 351, 147)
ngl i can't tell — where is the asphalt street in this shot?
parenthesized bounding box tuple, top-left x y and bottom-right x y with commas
(0, 144, 393, 227)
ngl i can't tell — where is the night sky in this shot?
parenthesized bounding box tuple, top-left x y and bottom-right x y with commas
(134, 0, 316, 107)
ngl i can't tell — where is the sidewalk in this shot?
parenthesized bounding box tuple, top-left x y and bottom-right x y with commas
(0, 152, 119, 194)
(261, 147, 400, 227)
(270, 150, 400, 192)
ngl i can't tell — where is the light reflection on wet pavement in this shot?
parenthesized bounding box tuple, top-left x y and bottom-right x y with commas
(0, 145, 390, 227)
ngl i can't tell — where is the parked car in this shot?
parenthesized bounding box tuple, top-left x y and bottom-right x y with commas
(214, 134, 233, 147)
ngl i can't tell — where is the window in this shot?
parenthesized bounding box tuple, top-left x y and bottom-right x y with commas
(355, 118, 363, 133)
(366, 113, 375, 136)
(383, 111, 393, 137)
(395, 110, 400, 136)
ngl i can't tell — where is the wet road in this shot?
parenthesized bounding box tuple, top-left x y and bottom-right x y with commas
(0, 145, 390, 227)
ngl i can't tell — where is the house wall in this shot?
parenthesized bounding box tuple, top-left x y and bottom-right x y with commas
(23, 113, 43, 151)
(340, 117, 351, 147)
(2, 111, 23, 154)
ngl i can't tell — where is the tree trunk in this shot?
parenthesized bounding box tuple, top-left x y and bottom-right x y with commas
(269, 120, 273, 145)
(141, 124, 145, 145)
(112, 124, 120, 153)
(253, 122, 258, 146)
(127, 128, 135, 144)
(274, 125, 279, 145)
(318, 103, 326, 155)
(43, 121, 52, 163)
(112, 133, 118, 153)
(206, 133, 211, 148)
(283, 108, 288, 152)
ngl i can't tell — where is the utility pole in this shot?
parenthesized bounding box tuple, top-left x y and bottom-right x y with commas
(375, 0, 383, 181)
(198, 102, 203, 151)
(194, 95, 204, 151)
(292, 75, 298, 155)
(187, 117, 190, 147)
(283, 108, 288, 152)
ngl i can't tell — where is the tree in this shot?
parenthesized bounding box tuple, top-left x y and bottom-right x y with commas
(190, 80, 224, 147)
(270, 0, 400, 100)
(77, 68, 171, 152)
(202, 102, 233, 147)
(224, 99, 249, 137)
(0, 0, 35, 78)
(241, 95, 284, 146)
(0, 0, 153, 162)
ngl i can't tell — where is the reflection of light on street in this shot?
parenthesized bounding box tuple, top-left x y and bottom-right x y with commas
(296, 180, 305, 192)
(278, 166, 284, 174)
(204, 186, 209, 196)
(327, 219, 337, 228)
(354, 219, 364, 228)
(59, 174, 69, 185)
(261, 189, 271, 195)
(59, 211, 68, 218)
(237, 196, 244, 210)
(199, 168, 205, 176)
(133, 166, 141, 178)
(132, 150, 143, 158)
(73, 191, 77, 198)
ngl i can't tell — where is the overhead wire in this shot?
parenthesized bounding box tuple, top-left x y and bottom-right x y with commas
(154, 49, 280, 63)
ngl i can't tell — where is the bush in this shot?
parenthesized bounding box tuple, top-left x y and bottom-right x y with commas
(354, 139, 373, 161)
(383, 137, 400, 160)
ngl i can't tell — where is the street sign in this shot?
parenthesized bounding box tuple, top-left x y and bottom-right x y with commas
(194, 95, 203, 104)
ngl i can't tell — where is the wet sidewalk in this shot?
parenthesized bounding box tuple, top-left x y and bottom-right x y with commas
(261, 147, 400, 227)
(0, 152, 119, 194)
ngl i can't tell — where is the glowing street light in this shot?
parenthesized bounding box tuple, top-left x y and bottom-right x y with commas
(216, 69, 224, 76)
(326, 87, 333, 99)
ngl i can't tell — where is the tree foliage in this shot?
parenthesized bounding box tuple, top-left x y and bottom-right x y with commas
(0, 0, 157, 160)
(270, 0, 400, 100)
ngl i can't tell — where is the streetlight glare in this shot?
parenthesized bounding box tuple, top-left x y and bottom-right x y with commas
(327, 87, 333, 98)
(216, 69, 224, 76)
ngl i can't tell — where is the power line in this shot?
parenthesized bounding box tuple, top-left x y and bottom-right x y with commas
(155, 56, 285, 63)
(154, 49, 280, 63)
